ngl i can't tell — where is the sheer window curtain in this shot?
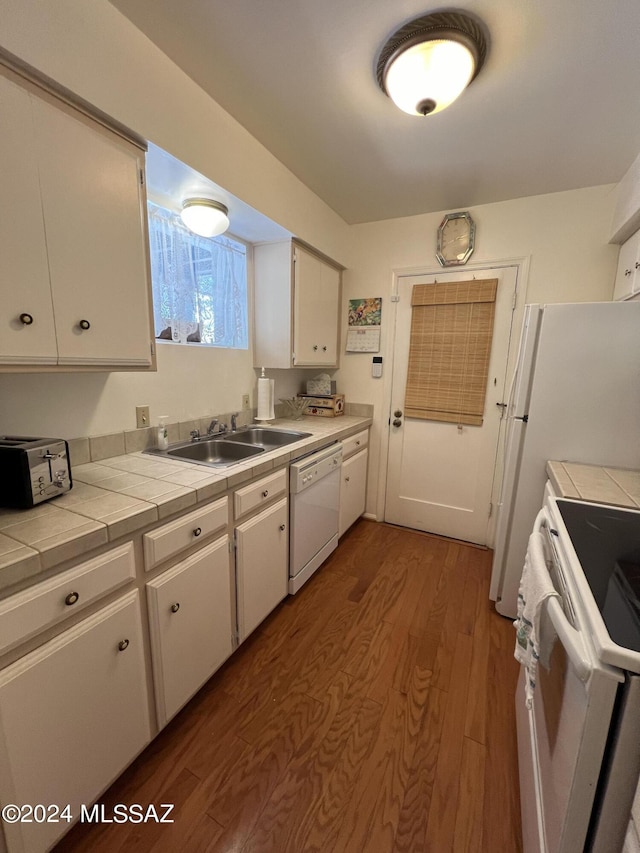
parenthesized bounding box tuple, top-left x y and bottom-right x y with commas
(147, 202, 248, 348)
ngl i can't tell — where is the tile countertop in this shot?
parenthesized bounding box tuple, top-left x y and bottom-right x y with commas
(547, 461, 640, 509)
(0, 415, 371, 594)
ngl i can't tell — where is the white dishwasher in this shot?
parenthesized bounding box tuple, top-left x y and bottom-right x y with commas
(289, 442, 343, 594)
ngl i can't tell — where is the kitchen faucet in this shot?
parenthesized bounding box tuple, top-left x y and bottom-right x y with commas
(207, 419, 227, 435)
(230, 412, 238, 432)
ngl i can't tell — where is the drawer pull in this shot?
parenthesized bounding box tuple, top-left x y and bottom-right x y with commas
(193, 527, 202, 537)
(118, 639, 130, 652)
(64, 591, 80, 606)
(170, 602, 180, 614)
(262, 490, 269, 498)
(279, 523, 286, 531)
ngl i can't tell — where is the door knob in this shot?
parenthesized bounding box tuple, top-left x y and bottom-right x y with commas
(393, 419, 402, 427)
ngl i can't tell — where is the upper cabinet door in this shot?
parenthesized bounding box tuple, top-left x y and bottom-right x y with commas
(33, 96, 153, 367)
(0, 74, 57, 365)
(293, 244, 341, 366)
(613, 230, 640, 301)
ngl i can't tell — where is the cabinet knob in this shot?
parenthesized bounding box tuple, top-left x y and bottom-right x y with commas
(279, 523, 286, 531)
(19, 312, 34, 326)
(170, 602, 180, 613)
(118, 639, 130, 652)
(262, 490, 269, 498)
(625, 269, 633, 276)
(64, 591, 80, 606)
(345, 476, 350, 483)
(394, 410, 403, 418)
(313, 345, 318, 351)
(193, 527, 202, 537)
(393, 419, 402, 427)
(355, 440, 361, 446)
(636, 262, 640, 270)
(78, 319, 91, 330)
(322, 345, 327, 352)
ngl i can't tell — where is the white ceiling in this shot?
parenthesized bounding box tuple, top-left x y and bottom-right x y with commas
(111, 0, 640, 225)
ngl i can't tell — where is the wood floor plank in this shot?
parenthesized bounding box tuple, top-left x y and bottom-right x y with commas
(392, 679, 448, 853)
(363, 665, 433, 853)
(482, 645, 522, 853)
(238, 671, 351, 853)
(453, 737, 486, 853)
(431, 545, 471, 691)
(424, 631, 474, 852)
(52, 521, 522, 853)
(328, 686, 407, 853)
(293, 696, 384, 852)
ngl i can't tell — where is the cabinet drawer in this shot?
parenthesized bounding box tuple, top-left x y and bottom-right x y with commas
(342, 429, 369, 460)
(143, 497, 228, 571)
(234, 469, 287, 521)
(0, 541, 136, 654)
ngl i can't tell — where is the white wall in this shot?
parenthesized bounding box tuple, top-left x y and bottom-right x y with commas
(0, 0, 350, 265)
(0, 0, 350, 439)
(0, 1, 623, 500)
(337, 184, 619, 517)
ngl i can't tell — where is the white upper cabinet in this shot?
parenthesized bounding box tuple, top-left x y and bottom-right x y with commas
(0, 73, 57, 365)
(613, 230, 640, 301)
(253, 240, 342, 369)
(0, 64, 155, 371)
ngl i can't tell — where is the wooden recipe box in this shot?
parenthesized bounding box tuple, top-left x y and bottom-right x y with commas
(298, 394, 345, 417)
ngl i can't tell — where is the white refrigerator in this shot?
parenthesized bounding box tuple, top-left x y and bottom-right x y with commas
(490, 300, 640, 618)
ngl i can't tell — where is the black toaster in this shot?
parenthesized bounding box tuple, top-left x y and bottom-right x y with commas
(0, 436, 73, 508)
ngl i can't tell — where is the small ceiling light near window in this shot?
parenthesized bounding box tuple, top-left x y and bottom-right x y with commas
(180, 198, 230, 237)
(376, 11, 487, 116)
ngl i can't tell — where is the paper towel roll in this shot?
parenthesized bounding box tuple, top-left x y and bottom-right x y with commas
(257, 376, 275, 421)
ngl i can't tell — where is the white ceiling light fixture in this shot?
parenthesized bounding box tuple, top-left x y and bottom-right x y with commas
(180, 198, 230, 237)
(376, 11, 487, 117)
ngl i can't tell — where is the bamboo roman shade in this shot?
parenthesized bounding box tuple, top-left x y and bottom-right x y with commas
(405, 279, 498, 426)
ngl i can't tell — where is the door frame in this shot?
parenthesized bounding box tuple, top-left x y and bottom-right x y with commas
(373, 255, 530, 548)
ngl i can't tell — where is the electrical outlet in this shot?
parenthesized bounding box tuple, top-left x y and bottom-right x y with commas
(242, 394, 251, 410)
(136, 405, 150, 428)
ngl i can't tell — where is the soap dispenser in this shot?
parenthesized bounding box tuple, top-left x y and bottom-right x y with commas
(157, 416, 169, 450)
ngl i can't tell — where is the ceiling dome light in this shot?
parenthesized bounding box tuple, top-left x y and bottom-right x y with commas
(376, 11, 487, 116)
(180, 198, 230, 237)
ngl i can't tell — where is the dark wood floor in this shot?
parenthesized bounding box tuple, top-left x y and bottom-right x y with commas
(56, 519, 522, 853)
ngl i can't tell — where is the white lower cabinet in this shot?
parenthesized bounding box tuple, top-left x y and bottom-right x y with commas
(235, 497, 288, 642)
(146, 534, 233, 727)
(0, 591, 151, 853)
(339, 448, 368, 536)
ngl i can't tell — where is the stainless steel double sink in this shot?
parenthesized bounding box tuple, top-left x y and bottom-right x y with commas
(145, 425, 312, 468)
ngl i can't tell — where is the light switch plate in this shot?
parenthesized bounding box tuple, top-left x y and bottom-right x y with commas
(136, 405, 150, 428)
(242, 394, 251, 410)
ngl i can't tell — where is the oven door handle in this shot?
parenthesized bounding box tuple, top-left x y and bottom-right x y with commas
(529, 514, 592, 683)
(546, 597, 591, 683)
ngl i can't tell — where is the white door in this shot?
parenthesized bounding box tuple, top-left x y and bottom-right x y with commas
(235, 498, 288, 642)
(146, 535, 233, 727)
(33, 95, 153, 367)
(385, 266, 518, 544)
